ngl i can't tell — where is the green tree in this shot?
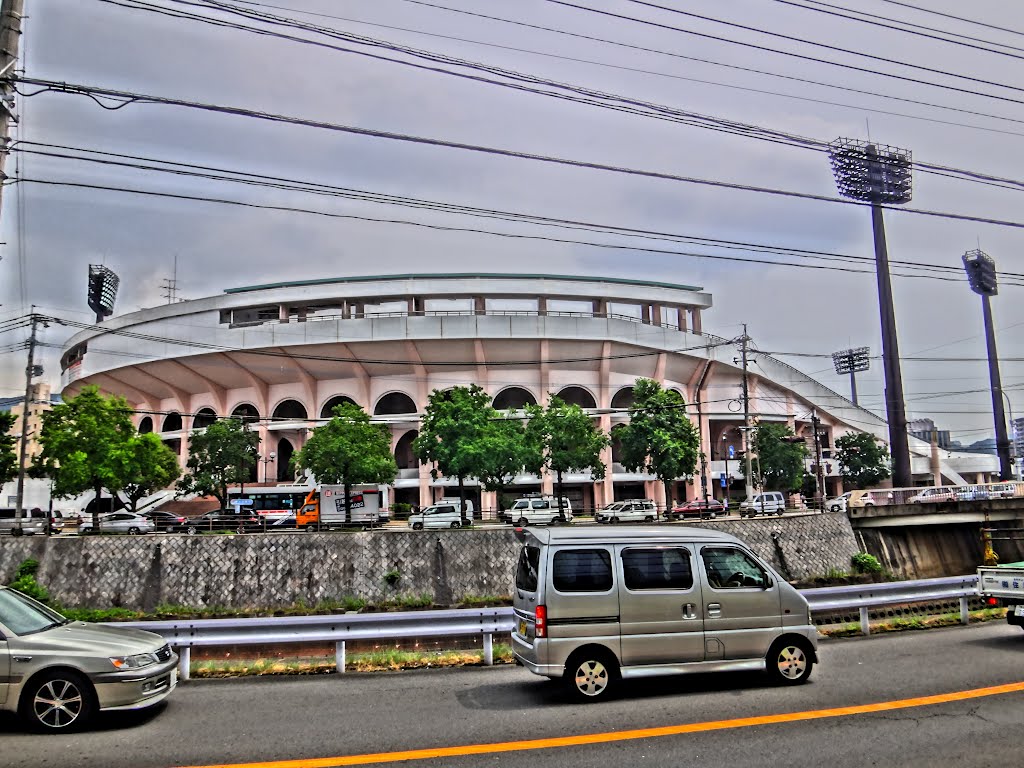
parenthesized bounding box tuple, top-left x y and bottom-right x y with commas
(618, 378, 700, 511)
(177, 418, 260, 509)
(0, 411, 16, 485)
(35, 385, 137, 531)
(754, 423, 807, 492)
(122, 432, 182, 513)
(524, 396, 609, 514)
(475, 417, 532, 514)
(293, 403, 397, 522)
(413, 385, 493, 514)
(835, 432, 891, 489)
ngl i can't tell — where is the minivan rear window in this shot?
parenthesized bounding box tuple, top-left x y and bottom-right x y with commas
(553, 549, 612, 592)
(516, 546, 540, 592)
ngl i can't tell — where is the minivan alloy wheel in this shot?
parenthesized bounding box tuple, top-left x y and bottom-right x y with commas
(570, 658, 612, 699)
(768, 640, 813, 685)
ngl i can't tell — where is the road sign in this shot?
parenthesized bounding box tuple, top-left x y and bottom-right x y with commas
(728, 445, 735, 459)
(720, 475, 727, 488)
(231, 499, 253, 507)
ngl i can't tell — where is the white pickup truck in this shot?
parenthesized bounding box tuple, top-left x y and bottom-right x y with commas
(977, 562, 1024, 629)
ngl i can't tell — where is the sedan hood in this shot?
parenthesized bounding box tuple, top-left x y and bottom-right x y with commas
(17, 621, 166, 656)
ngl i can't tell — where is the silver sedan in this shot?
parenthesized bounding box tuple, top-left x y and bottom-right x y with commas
(78, 512, 155, 535)
(0, 586, 178, 731)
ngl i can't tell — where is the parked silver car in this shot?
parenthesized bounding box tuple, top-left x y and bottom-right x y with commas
(78, 512, 155, 535)
(0, 586, 178, 731)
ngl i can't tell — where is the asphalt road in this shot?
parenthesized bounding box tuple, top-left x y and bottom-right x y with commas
(5, 621, 1024, 768)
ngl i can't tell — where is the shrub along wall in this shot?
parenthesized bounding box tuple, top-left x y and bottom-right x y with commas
(0, 513, 860, 610)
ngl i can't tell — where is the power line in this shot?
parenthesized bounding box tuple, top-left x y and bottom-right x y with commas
(877, 1, 1024, 39)
(21, 140, 1024, 282)
(547, 0, 1024, 107)
(19, 76, 1024, 233)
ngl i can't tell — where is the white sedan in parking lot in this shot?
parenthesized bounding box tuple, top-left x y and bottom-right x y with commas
(78, 512, 155, 535)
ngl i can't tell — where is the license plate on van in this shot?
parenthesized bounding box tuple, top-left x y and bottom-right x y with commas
(518, 619, 528, 636)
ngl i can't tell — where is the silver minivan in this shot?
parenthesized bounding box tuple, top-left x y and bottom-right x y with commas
(511, 526, 817, 701)
(0, 508, 48, 536)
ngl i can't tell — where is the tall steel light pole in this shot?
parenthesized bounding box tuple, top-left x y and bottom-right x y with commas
(828, 139, 913, 487)
(831, 347, 870, 406)
(963, 249, 1013, 480)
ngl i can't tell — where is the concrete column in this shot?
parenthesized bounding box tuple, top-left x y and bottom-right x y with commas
(418, 462, 433, 509)
(593, 299, 607, 317)
(407, 297, 415, 316)
(474, 296, 486, 315)
(542, 472, 554, 496)
(278, 305, 289, 323)
(480, 490, 498, 519)
(538, 297, 547, 316)
(651, 480, 667, 512)
(677, 307, 688, 332)
(641, 304, 651, 324)
(651, 305, 662, 327)
(690, 309, 702, 335)
(414, 297, 425, 315)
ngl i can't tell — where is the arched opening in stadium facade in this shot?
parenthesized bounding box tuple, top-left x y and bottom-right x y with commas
(137, 416, 153, 434)
(273, 399, 308, 421)
(162, 412, 183, 432)
(395, 430, 419, 469)
(611, 386, 635, 410)
(320, 395, 357, 419)
(555, 386, 597, 409)
(231, 403, 260, 424)
(276, 438, 295, 482)
(193, 407, 217, 429)
(374, 392, 417, 416)
(492, 387, 537, 411)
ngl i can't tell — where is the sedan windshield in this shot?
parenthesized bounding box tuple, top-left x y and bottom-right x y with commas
(0, 588, 68, 636)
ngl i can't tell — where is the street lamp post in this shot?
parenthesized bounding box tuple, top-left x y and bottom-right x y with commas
(828, 138, 913, 487)
(832, 347, 870, 406)
(259, 451, 277, 484)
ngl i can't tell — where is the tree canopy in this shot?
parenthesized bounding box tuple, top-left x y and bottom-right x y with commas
(177, 417, 260, 509)
(35, 385, 138, 529)
(524, 396, 609, 512)
(0, 411, 16, 486)
(413, 385, 493, 511)
(753, 423, 806, 492)
(122, 432, 182, 513)
(618, 378, 700, 509)
(293, 402, 397, 519)
(474, 417, 531, 509)
(835, 432, 891, 489)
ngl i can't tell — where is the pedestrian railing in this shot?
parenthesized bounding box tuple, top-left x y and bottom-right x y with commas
(107, 576, 981, 681)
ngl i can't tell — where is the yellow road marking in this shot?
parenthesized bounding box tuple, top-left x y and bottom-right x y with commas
(177, 680, 1024, 768)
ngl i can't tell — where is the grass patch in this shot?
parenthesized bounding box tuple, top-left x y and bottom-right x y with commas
(456, 594, 512, 608)
(191, 643, 515, 678)
(820, 607, 1007, 638)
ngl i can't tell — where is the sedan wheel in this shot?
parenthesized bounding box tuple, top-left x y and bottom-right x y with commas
(128, 527, 140, 535)
(185, 525, 198, 535)
(450, 521, 461, 529)
(412, 522, 423, 531)
(21, 671, 95, 732)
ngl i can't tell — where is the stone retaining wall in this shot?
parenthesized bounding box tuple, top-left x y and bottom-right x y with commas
(0, 513, 860, 610)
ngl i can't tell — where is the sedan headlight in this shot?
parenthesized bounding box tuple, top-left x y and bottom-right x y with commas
(110, 653, 157, 670)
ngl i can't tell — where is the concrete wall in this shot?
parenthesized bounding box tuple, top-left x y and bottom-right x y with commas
(0, 514, 860, 610)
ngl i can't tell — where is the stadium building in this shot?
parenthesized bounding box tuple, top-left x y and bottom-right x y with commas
(58, 273, 997, 513)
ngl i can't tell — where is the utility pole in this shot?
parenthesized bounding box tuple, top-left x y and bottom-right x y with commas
(0, 0, 24, 215)
(811, 411, 825, 509)
(14, 311, 38, 532)
(740, 325, 754, 500)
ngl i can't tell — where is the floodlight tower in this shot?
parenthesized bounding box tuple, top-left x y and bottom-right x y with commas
(828, 139, 913, 487)
(831, 347, 870, 406)
(87, 265, 120, 323)
(963, 249, 1013, 480)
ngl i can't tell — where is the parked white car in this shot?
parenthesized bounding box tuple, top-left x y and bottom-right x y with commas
(408, 502, 466, 530)
(78, 512, 155, 535)
(508, 495, 573, 526)
(595, 499, 658, 523)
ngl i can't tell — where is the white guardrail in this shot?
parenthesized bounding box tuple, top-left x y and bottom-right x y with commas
(107, 576, 980, 681)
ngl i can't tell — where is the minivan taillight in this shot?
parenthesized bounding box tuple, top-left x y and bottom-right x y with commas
(535, 605, 547, 638)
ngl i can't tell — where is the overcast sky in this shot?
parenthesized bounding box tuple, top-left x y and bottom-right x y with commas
(3, 0, 1024, 443)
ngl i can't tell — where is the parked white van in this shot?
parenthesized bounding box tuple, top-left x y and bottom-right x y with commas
(408, 501, 468, 530)
(511, 526, 817, 701)
(508, 495, 573, 526)
(0, 508, 48, 536)
(738, 492, 787, 518)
